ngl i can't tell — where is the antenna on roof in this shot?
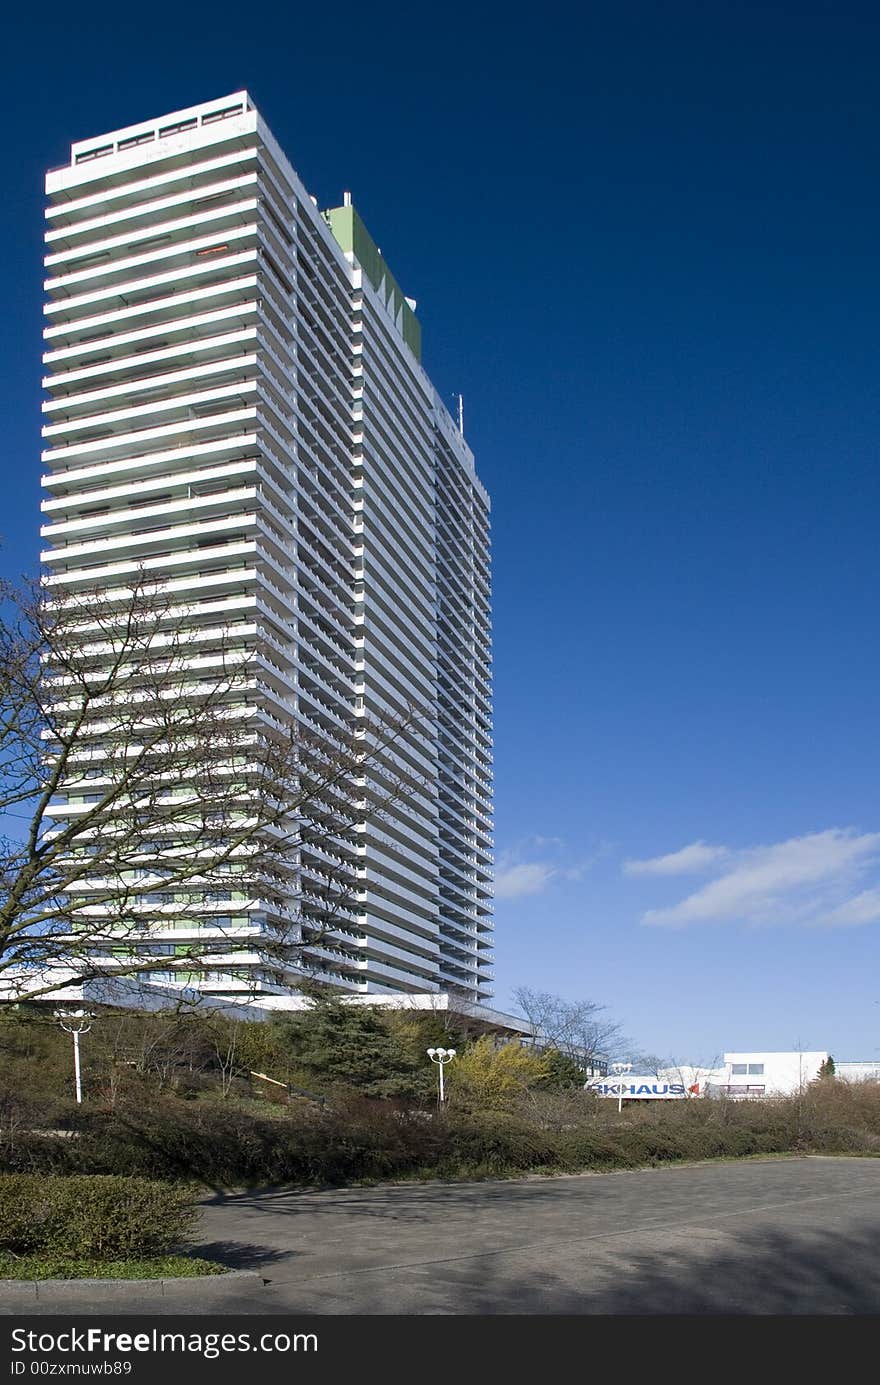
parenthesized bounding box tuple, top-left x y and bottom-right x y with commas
(456, 394, 464, 436)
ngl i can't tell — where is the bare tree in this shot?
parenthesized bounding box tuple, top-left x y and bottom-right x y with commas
(630, 1053, 723, 1094)
(204, 1014, 242, 1100)
(88, 1007, 209, 1100)
(0, 574, 427, 1003)
(623, 1052, 668, 1075)
(513, 987, 625, 1069)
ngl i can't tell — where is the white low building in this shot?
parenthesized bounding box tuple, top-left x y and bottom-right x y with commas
(1, 970, 534, 1040)
(653, 1052, 880, 1098)
(835, 1061, 880, 1083)
(706, 1052, 880, 1097)
(706, 1052, 829, 1098)
(587, 1074, 697, 1100)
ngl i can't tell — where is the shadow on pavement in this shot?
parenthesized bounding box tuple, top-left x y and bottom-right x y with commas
(195, 1161, 880, 1314)
(193, 1240, 294, 1271)
(397, 1221, 880, 1315)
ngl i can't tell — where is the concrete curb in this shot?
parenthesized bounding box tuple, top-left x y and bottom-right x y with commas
(0, 1269, 263, 1303)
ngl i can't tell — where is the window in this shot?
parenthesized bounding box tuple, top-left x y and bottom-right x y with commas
(731, 1064, 748, 1075)
(202, 104, 243, 125)
(75, 144, 113, 164)
(159, 118, 197, 138)
(118, 132, 155, 151)
(747, 1063, 764, 1075)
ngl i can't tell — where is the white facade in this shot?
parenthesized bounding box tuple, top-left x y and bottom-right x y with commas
(588, 1076, 695, 1099)
(709, 1052, 829, 1098)
(41, 93, 493, 1003)
(655, 1064, 718, 1095)
(20, 973, 528, 1038)
(659, 1053, 880, 1098)
(835, 1062, 880, 1083)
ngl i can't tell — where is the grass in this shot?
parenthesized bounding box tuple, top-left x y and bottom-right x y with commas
(0, 1252, 226, 1280)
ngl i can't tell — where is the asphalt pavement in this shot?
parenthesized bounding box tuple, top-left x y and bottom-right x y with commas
(3, 1156, 880, 1314)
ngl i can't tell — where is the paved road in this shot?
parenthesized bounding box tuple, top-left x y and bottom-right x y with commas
(5, 1157, 880, 1314)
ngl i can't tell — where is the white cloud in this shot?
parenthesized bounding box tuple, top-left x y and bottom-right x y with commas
(494, 862, 556, 899)
(624, 841, 729, 877)
(494, 837, 606, 900)
(635, 829, 880, 930)
(560, 861, 590, 882)
(822, 889, 880, 928)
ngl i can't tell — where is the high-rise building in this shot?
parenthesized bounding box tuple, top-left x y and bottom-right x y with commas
(40, 93, 493, 1004)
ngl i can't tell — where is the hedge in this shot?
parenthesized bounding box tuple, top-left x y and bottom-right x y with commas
(0, 1174, 199, 1259)
(3, 1084, 880, 1188)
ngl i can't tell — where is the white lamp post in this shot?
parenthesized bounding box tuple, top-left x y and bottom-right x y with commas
(427, 1047, 456, 1104)
(56, 1010, 93, 1105)
(611, 1061, 633, 1114)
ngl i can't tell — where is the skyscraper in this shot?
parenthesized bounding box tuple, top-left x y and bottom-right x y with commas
(40, 93, 493, 1004)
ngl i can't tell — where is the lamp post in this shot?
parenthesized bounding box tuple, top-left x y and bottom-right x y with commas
(427, 1047, 456, 1104)
(56, 1010, 93, 1105)
(611, 1061, 633, 1114)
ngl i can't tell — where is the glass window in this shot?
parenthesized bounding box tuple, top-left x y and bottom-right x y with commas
(731, 1064, 748, 1075)
(748, 1063, 764, 1075)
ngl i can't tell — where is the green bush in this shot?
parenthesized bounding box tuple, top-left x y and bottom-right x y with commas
(5, 1080, 880, 1189)
(0, 1252, 223, 1280)
(437, 1111, 562, 1173)
(559, 1129, 645, 1169)
(0, 1175, 199, 1259)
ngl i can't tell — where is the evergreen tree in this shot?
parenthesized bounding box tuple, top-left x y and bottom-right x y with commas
(273, 991, 428, 1097)
(539, 1047, 587, 1089)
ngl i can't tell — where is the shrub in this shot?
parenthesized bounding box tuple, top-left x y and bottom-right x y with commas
(0, 1252, 222, 1280)
(559, 1128, 646, 1169)
(5, 1079, 880, 1189)
(437, 1110, 561, 1172)
(448, 1038, 552, 1112)
(0, 1174, 199, 1259)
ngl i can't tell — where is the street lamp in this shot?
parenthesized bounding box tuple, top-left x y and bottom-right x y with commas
(56, 1010, 93, 1105)
(611, 1061, 633, 1114)
(427, 1047, 456, 1104)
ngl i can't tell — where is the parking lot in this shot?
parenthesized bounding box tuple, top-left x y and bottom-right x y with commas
(6, 1155, 878, 1315)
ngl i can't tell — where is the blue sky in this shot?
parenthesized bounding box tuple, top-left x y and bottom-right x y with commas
(4, 1, 880, 1061)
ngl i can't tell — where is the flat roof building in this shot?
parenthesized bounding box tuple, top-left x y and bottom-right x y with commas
(40, 94, 493, 1005)
(711, 1051, 829, 1099)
